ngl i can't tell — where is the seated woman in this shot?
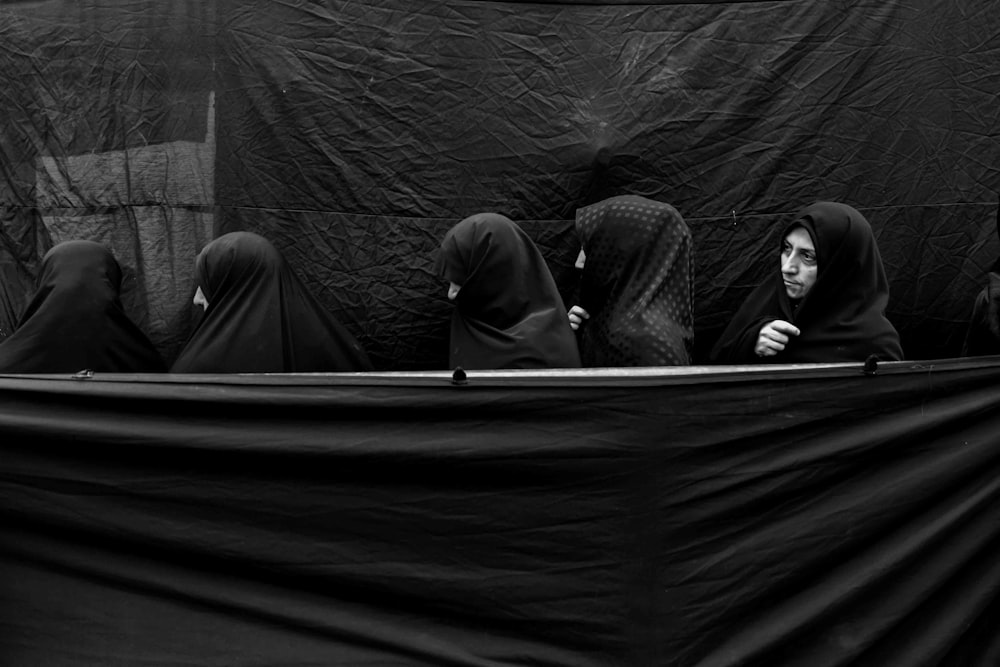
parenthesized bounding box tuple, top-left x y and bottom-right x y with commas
(962, 261, 1000, 356)
(436, 212, 580, 369)
(567, 195, 693, 366)
(961, 212, 1000, 355)
(711, 201, 903, 363)
(0, 240, 165, 373)
(171, 231, 373, 373)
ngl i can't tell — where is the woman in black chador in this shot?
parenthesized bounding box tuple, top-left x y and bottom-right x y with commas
(711, 201, 903, 364)
(0, 240, 165, 373)
(436, 213, 580, 370)
(961, 203, 1000, 356)
(568, 195, 693, 367)
(962, 261, 1000, 356)
(171, 231, 372, 373)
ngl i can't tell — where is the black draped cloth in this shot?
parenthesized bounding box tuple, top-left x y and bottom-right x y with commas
(0, 240, 165, 374)
(171, 232, 373, 373)
(575, 195, 693, 367)
(5, 360, 1000, 666)
(436, 213, 580, 370)
(711, 201, 903, 364)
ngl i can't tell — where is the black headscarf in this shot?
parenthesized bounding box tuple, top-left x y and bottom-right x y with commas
(961, 201, 1000, 356)
(436, 213, 581, 370)
(962, 272, 1000, 356)
(711, 201, 903, 364)
(574, 195, 693, 367)
(171, 232, 373, 373)
(0, 240, 165, 374)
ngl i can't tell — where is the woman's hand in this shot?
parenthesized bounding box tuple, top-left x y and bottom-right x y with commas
(568, 305, 590, 331)
(755, 320, 800, 357)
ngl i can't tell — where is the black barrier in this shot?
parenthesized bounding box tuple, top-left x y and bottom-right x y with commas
(1, 359, 999, 665)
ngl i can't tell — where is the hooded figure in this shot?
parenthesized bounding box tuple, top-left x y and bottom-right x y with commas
(436, 213, 580, 370)
(171, 232, 372, 373)
(711, 201, 903, 364)
(962, 266, 1000, 356)
(572, 195, 693, 367)
(961, 202, 1000, 356)
(0, 240, 165, 373)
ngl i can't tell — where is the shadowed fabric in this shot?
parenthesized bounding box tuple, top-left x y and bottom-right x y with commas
(712, 201, 903, 364)
(0, 240, 165, 374)
(4, 361, 1000, 666)
(436, 213, 580, 370)
(575, 195, 693, 367)
(171, 232, 373, 373)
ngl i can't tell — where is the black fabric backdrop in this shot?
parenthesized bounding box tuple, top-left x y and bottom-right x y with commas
(0, 0, 998, 366)
(1, 360, 999, 665)
(1, 4, 1000, 660)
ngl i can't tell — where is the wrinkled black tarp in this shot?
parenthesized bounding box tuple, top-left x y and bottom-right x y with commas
(1, 360, 999, 665)
(0, 1, 998, 366)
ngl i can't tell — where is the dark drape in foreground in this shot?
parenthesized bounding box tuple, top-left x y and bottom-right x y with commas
(1, 361, 999, 666)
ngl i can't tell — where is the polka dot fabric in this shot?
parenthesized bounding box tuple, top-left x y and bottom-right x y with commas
(575, 195, 693, 366)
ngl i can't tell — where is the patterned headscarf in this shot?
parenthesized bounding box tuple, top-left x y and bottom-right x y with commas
(575, 195, 693, 366)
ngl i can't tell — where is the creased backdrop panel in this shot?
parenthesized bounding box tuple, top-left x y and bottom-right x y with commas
(217, 1, 1000, 217)
(0, 0, 216, 359)
(0, 0, 999, 363)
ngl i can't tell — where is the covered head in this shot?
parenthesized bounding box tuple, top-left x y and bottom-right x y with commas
(0, 240, 165, 373)
(711, 201, 903, 363)
(171, 231, 372, 373)
(961, 201, 1000, 356)
(436, 213, 580, 369)
(574, 195, 693, 366)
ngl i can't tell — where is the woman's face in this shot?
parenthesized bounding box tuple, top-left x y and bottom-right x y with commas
(193, 285, 209, 310)
(447, 282, 462, 300)
(780, 226, 817, 300)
